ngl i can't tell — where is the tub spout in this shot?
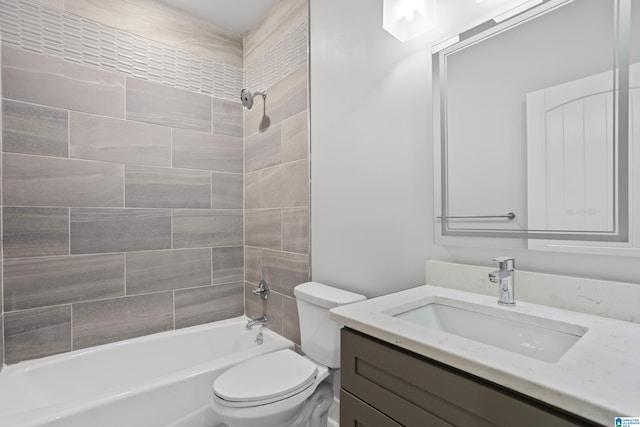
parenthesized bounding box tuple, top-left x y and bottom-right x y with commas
(246, 316, 267, 330)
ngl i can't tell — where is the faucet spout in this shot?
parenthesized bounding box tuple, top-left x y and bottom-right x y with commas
(246, 315, 267, 330)
(489, 257, 516, 306)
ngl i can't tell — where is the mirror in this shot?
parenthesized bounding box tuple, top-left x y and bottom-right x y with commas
(434, 0, 637, 243)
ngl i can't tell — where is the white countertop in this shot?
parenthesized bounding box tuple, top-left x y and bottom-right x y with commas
(330, 284, 640, 425)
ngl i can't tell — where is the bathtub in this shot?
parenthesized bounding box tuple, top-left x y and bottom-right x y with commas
(0, 316, 293, 427)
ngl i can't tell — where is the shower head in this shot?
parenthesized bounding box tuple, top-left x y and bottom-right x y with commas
(240, 89, 266, 109)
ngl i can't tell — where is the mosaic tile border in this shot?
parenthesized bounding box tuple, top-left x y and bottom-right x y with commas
(0, 0, 243, 101)
(245, 23, 308, 93)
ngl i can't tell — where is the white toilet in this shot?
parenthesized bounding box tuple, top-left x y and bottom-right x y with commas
(211, 282, 366, 427)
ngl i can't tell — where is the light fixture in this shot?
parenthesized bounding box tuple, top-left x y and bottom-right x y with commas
(383, 0, 436, 42)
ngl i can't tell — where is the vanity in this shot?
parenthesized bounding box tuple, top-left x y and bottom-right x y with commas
(330, 261, 640, 426)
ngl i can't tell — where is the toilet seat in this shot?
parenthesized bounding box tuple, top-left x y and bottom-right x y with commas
(213, 349, 318, 408)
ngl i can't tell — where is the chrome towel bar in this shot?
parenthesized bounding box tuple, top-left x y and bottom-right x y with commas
(438, 212, 516, 220)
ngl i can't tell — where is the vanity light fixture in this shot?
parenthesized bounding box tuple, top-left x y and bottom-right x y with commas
(493, 0, 543, 23)
(383, 0, 436, 42)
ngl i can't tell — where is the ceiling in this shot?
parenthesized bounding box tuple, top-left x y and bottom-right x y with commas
(157, 0, 279, 35)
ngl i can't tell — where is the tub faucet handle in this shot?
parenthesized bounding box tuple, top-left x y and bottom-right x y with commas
(252, 280, 270, 301)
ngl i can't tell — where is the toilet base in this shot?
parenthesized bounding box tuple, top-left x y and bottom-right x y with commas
(212, 382, 333, 427)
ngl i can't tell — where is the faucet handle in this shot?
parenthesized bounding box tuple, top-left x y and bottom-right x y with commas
(252, 280, 270, 301)
(492, 256, 515, 270)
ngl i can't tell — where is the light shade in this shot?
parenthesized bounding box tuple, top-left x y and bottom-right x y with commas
(383, 0, 436, 42)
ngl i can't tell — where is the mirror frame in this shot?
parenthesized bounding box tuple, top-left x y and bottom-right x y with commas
(434, 0, 630, 241)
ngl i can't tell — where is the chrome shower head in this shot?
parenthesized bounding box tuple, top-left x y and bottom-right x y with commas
(240, 89, 266, 109)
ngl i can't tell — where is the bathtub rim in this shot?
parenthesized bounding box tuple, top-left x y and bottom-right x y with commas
(0, 316, 294, 427)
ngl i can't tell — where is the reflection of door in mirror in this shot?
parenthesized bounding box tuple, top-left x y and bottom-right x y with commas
(527, 64, 640, 255)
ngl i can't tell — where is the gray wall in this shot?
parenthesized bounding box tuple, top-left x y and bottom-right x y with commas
(243, 0, 310, 345)
(0, 0, 246, 364)
(1, 34, 4, 371)
(310, 0, 640, 297)
(0, 0, 310, 365)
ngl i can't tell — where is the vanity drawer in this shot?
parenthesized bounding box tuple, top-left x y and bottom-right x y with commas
(340, 390, 403, 427)
(341, 328, 599, 427)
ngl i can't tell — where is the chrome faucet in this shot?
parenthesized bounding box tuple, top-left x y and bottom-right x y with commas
(246, 315, 267, 330)
(488, 256, 516, 306)
(252, 280, 270, 301)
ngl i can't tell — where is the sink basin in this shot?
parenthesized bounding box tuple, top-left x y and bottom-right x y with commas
(392, 299, 586, 363)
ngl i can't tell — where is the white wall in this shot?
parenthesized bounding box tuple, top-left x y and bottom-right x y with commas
(309, 0, 640, 297)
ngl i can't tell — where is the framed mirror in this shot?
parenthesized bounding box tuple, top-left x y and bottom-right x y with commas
(434, 0, 635, 241)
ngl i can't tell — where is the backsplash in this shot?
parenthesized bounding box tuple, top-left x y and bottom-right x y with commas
(426, 260, 640, 323)
(0, 0, 246, 364)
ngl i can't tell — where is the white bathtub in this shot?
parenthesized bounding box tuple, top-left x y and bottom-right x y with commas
(0, 316, 293, 427)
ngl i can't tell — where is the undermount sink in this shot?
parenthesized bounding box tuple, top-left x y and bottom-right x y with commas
(392, 298, 586, 363)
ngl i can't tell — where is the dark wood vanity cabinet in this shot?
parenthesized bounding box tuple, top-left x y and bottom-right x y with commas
(340, 328, 601, 427)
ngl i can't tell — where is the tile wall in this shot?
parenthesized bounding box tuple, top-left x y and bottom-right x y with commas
(1, 36, 4, 370)
(243, 0, 310, 345)
(0, 0, 246, 364)
(0, 0, 309, 365)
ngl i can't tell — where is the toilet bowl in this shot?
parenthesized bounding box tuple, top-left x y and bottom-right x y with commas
(211, 282, 366, 427)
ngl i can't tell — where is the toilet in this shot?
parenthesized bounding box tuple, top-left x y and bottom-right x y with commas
(211, 282, 366, 427)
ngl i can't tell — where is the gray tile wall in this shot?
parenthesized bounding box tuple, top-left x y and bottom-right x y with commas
(243, 0, 309, 346)
(0, 0, 244, 100)
(0, 0, 310, 365)
(1, 37, 4, 370)
(0, 3, 245, 364)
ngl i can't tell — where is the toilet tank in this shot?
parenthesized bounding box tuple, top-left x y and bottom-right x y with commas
(294, 282, 366, 368)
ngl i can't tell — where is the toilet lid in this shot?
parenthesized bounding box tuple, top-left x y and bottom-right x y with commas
(213, 349, 318, 406)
